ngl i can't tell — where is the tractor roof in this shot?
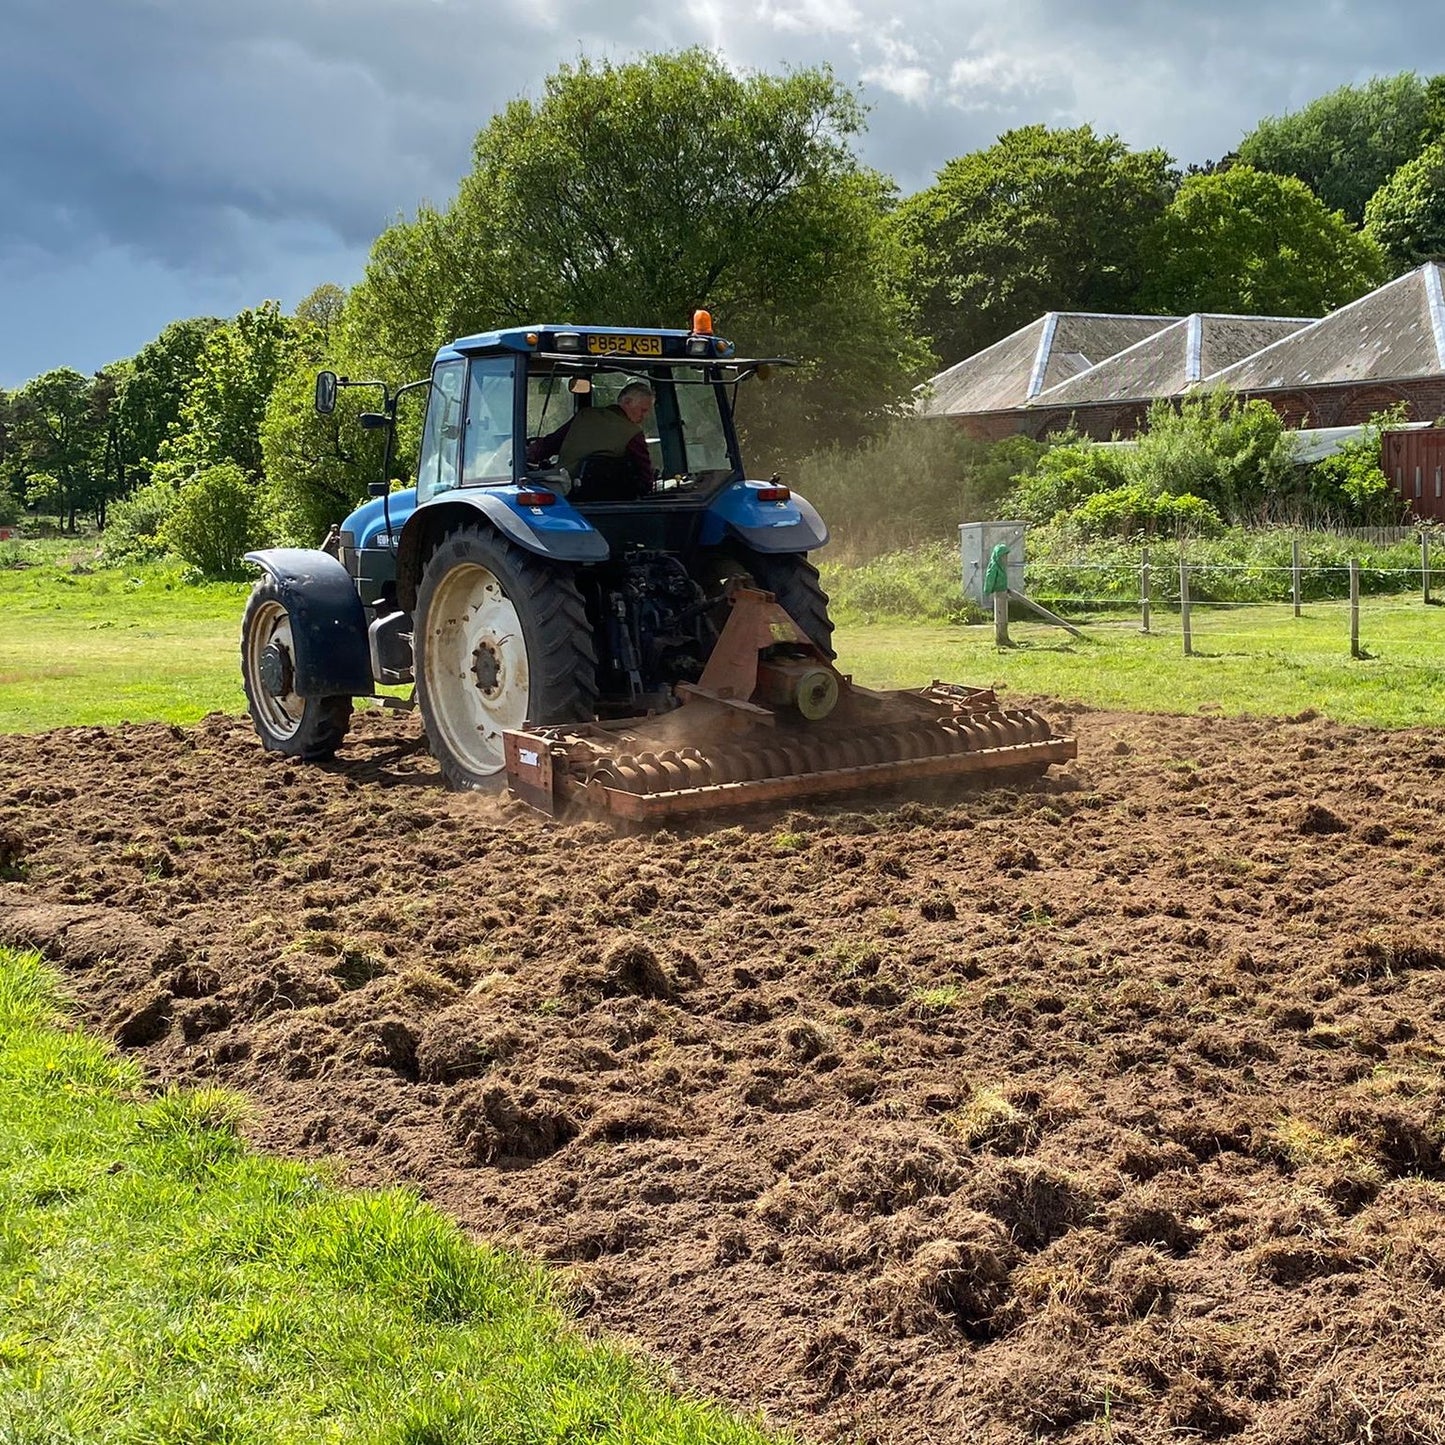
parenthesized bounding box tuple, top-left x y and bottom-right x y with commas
(435, 323, 743, 368)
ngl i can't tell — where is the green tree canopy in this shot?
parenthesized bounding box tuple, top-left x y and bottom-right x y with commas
(155, 302, 308, 483)
(345, 48, 928, 461)
(1364, 139, 1445, 271)
(5, 368, 111, 531)
(112, 317, 222, 488)
(1137, 166, 1386, 316)
(895, 124, 1176, 365)
(1237, 72, 1441, 223)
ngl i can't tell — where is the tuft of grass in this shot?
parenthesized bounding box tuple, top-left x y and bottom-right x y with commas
(0, 947, 782, 1445)
(948, 1085, 1032, 1151)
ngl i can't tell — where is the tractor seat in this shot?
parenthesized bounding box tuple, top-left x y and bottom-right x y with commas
(571, 454, 648, 503)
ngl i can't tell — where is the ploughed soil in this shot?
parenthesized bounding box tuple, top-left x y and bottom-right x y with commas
(4, 703, 1445, 1444)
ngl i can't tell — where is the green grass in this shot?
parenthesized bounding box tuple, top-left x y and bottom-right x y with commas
(1, 545, 1441, 736)
(0, 550, 249, 730)
(0, 947, 779, 1445)
(837, 596, 1445, 729)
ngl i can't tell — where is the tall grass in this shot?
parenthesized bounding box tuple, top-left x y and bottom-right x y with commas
(0, 948, 781, 1445)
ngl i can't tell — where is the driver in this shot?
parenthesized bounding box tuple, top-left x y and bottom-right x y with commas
(527, 381, 656, 489)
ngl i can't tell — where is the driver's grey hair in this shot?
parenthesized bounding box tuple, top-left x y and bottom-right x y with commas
(618, 381, 655, 403)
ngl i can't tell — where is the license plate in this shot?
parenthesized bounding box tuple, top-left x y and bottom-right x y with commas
(587, 333, 663, 357)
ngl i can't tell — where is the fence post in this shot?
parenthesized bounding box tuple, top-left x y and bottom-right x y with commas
(1350, 558, 1362, 659)
(1424, 532, 1433, 606)
(1180, 559, 1193, 657)
(1292, 537, 1302, 618)
(1140, 545, 1152, 634)
(993, 588, 1009, 646)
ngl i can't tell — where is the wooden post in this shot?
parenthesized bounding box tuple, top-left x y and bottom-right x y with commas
(1140, 545, 1152, 634)
(1350, 558, 1362, 659)
(1180, 560, 1193, 657)
(1292, 537, 1302, 618)
(993, 589, 1009, 646)
(1424, 531, 1432, 606)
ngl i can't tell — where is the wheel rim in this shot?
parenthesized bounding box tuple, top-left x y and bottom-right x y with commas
(245, 599, 305, 740)
(423, 561, 530, 778)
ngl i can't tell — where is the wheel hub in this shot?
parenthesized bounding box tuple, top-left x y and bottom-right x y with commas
(260, 641, 295, 698)
(472, 639, 502, 696)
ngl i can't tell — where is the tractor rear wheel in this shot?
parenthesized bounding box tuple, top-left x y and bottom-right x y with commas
(415, 527, 598, 791)
(240, 579, 353, 759)
(717, 549, 836, 659)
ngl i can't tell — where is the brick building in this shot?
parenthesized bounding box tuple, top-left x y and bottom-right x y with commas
(918, 263, 1445, 441)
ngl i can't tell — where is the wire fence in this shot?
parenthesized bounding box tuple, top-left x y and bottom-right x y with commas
(995, 533, 1441, 659)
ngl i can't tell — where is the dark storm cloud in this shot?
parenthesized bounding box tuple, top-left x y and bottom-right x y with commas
(5, 0, 1445, 383)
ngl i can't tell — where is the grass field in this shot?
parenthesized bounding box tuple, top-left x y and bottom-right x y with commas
(0, 947, 777, 1445)
(1, 548, 1441, 733)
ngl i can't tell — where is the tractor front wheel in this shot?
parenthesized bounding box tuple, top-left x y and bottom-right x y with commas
(240, 579, 353, 759)
(414, 528, 598, 791)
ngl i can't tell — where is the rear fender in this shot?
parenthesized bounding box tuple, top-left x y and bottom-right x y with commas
(699, 479, 829, 554)
(396, 489, 608, 610)
(244, 548, 375, 697)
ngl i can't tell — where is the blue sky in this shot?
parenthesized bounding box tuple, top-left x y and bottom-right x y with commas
(3, 0, 1440, 387)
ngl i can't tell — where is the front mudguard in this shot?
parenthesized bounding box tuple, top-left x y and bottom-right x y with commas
(244, 548, 375, 697)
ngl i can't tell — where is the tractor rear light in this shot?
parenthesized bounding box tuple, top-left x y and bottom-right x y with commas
(685, 336, 711, 357)
(554, 331, 583, 352)
(516, 490, 558, 507)
(756, 486, 791, 502)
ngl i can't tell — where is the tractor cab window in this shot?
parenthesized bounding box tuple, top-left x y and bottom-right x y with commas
(589, 372, 663, 477)
(462, 356, 517, 484)
(673, 374, 736, 480)
(416, 359, 465, 503)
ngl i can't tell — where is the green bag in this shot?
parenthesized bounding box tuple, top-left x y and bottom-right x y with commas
(983, 542, 1010, 596)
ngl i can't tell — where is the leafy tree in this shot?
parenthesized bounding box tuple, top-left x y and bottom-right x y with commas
(1364, 140, 1445, 270)
(1237, 72, 1440, 223)
(261, 337, 387, 546)
(5, 368, 109, 531)
(295, 284, 346, 337)
(162, 462, 271, 579)
(895, 125, 1176, 365)
(1137, 167, 1386, 316)
(345, 49, 928, 460)
(155, 302, 308, 484)
(111, 317, 222, 489)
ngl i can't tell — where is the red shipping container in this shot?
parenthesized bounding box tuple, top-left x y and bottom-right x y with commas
(1382, 429, 1445, 522)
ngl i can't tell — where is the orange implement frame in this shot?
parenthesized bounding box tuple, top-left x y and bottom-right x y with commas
(502, 586, 1078, 823)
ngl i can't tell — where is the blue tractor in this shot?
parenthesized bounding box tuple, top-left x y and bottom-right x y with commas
(241, 315, 1074, 819)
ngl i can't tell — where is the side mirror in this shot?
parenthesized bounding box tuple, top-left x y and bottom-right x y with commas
(314, 371, 338, 415)
(358, 412, 392, 430)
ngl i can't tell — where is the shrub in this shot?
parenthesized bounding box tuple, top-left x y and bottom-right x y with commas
(1308, 406, 1410, 524)
(0, 488, 19, 528)
(161, 463, 271, 580)
(1004, 434, 1130, 524)
(1128, 390, 1297, 520)
(1071, 485, 1224, 539)
(101, 480, 180, 564)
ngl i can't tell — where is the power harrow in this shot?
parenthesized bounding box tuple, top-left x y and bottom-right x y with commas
(504, 588, 1076, 822)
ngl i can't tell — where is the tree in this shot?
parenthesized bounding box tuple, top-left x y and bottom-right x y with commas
(1137, 167, 1386, 316)
(895, 125, 1176, 365)
(111, 316, 222, 489)
(345, 49, 928, 460)
(6, 368, 109, 531)
(1237, 72, 1441, 223)
(1364, 140, 1445, 270)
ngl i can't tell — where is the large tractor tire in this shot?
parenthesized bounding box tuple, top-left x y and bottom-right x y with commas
(240, 579, 353, 760)
(415, 527, 598, 791)
(718, 549, 836, 659)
